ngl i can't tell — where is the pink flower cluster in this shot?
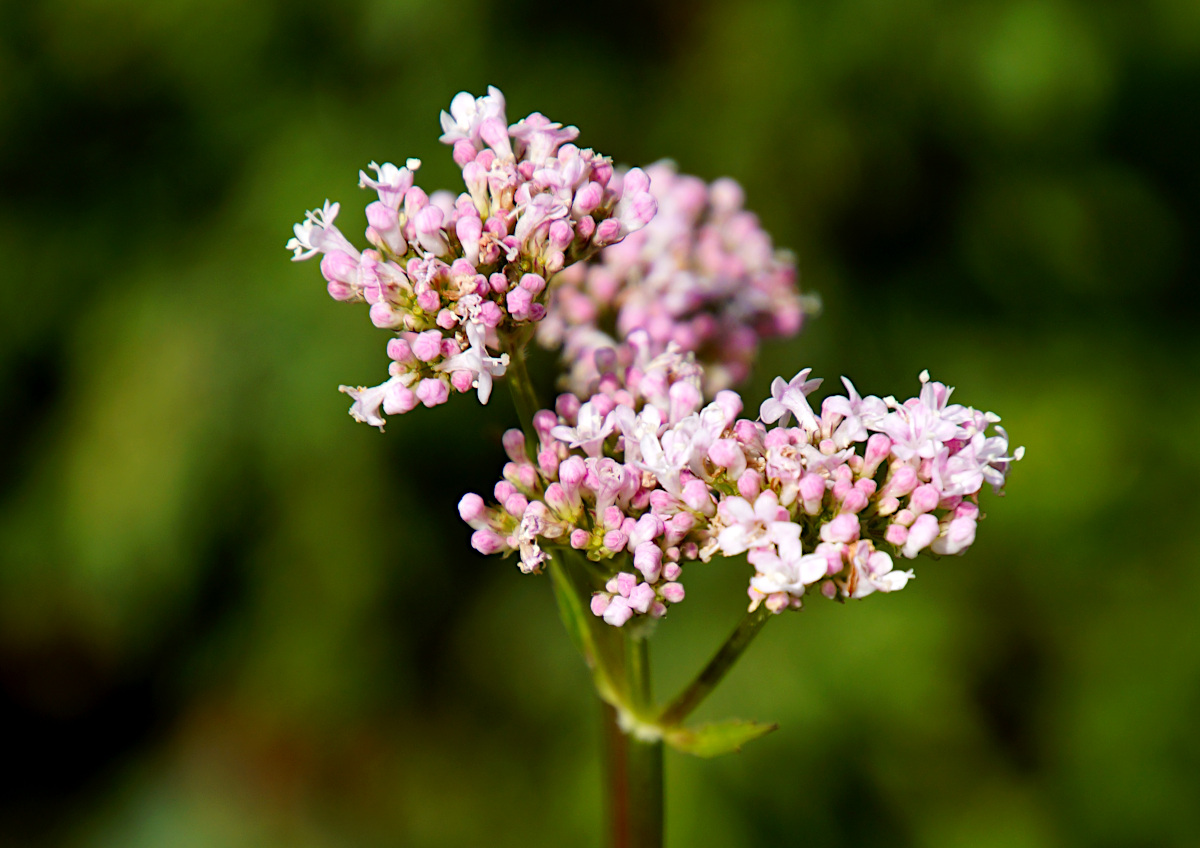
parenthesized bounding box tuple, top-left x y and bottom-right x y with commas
(539, 161, 809, 397)
(460, 366, 1022, 626)
(286, 87, 657, 429)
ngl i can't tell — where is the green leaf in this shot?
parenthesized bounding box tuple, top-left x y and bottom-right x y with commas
(663, 720, 779, 758)
(547, 551, 628, 707)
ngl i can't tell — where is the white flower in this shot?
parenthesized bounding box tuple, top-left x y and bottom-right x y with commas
(824, 376, 887, 448)
(551, 399, 615, 456)
(716, 491, 800, 557)
(607, 404, 663, 464)
(848, 544, 912, 598)
(749, 544, 827, 598)
(439, 86, 508, 146)
(358, 160, 419, 208)
(286, 200, 359, 261)
(759, 369, 823, 430)
(437, 322, 509, 403)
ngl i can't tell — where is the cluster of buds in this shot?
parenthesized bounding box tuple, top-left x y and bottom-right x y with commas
(460, 366, 1022, 626)
(286, 87, 657, 428)
(539, 161, 810, 397)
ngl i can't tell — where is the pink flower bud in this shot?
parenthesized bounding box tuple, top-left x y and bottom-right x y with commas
(513, 463, 537, 489)
(494, 481, 517, 503)
(504, 494, 528, 516)
(708, 439, 743, 469)
(881, 465, 919, 499)
(548, 220, 573, 251)
(538, 450, 560, 478)
(764, 592, 790, 613)
(452, 138, 477, 167)
(820, 513, 860, 544)
(507, 286, 533, 320)
(411, 330, 442, 362)
(544, 483, 570, 514)
(604, 530, 629, 552)
(590, 593, 611, 616)
(669, 380, 702, 422)
(479, 117, 512, 158)
(601, 506, 624, 530)
(670, 512, 695, 533)
(902, 513, 940, 558)
(661, 582, 685, 604)
(931, 517, 976, 556)
(798, 475, 826, 503)
(502, 429, 526, 463)
(877, 496, 900, 516)
(458, 493, 486, 523)
(403, 185, 428, 218)
(602, 597, 634, 627)
(369, 302, 403, 328)
(884, 523, 909, 546)
(570, 529, 590, 549)
(839, 489, 869, 514)
(714, 390, 743, 425)
(450, 370, 473, 393)
(894, 508, 915, 527)
(737, 470, 763, 500)
(471, 529, 505, 555)
(320, 249, 359, 286)
(663, 562, 682, 581)
(616, 572, 637, 598)
(383, 384, 418, 414)
(634, 543, 663, 582)
(863, 434, 892, 476)
(629, 582, 656, 614)
(648, 491, 674, 514)
(532, 409, 558, 441)
(520, 272, 547, 294)
(456, 216, 482, 263)
(416, 290, 441, 313)
(621, 167, 650, 196)
(573, 182, 603, 216)
(910, 484, 940, 515)
(594, 218, 621, 245)
(682, 479, 715, 515)
(479, 301, 503, 327)
(416, 378, 449, 407)
(386, 338, 414, 363)
(414, 206, 448, 254)
(954, 501, 980, 521)
(559, 456, 586, 493)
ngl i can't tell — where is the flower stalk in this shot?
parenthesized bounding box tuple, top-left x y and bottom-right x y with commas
(659, 605, 772, 727)
(501, 329, 540, 453)
(604, 633, 663, 848)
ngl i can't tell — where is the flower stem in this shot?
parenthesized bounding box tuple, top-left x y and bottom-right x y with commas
(658, 605, 773, 727)
(501, 330, 541, 453)
(605, 633, 663, 848)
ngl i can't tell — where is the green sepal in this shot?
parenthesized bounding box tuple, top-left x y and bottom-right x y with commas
(663, 719, 779, 758)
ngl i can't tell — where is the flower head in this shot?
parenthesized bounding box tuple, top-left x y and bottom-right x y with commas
(287, 87, 659, 428)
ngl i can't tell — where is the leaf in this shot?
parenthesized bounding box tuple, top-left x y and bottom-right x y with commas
(663, 720, 779, 758)
(547, 551, 628, 707)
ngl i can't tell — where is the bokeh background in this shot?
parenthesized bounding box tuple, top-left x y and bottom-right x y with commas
(2, 0, 1198, 845)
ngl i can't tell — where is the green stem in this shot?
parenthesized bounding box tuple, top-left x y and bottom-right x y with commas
(501, 330, 540, 452)
(658, 605, 773, 727)
(605, 634, 663, 848)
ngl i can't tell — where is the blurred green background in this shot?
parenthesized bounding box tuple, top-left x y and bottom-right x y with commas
(2, 0, 1198, 845)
